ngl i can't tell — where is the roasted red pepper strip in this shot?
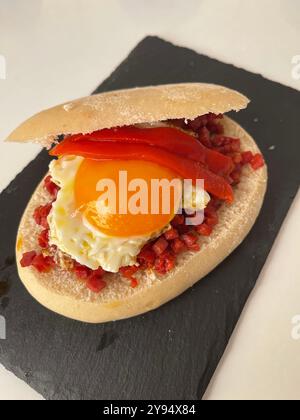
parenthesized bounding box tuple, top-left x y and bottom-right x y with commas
(204, 148, 234, 176)
(61, 127, 233, 176)
(50, 140, 234, 202)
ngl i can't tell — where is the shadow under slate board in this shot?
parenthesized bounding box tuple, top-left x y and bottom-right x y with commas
(0, 36, 299, 400)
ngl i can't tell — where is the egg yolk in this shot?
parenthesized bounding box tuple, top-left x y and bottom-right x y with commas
(74, 159, 182, 237)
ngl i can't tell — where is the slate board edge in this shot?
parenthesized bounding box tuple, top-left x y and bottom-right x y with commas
(96, 36, 300, 97)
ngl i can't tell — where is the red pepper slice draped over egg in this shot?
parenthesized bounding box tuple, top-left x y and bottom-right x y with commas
(50, 127, 234, 203)
(61, 127, 234, 177)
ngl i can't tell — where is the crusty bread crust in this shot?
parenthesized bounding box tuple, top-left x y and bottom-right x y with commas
(16, 117, 267, 323)
(6, 83, 249, 146)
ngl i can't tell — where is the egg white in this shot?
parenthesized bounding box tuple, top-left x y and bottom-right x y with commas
(48, 155, 210, 273)
(48, 156, 166, 273)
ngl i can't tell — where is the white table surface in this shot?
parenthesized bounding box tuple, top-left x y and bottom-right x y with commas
(0, 0, 299, 400)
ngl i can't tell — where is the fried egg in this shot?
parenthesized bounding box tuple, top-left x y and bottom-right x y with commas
(48, 155, 210, 273)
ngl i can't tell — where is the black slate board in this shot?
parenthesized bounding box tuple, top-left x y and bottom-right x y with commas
(0, 36, 299, 400)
